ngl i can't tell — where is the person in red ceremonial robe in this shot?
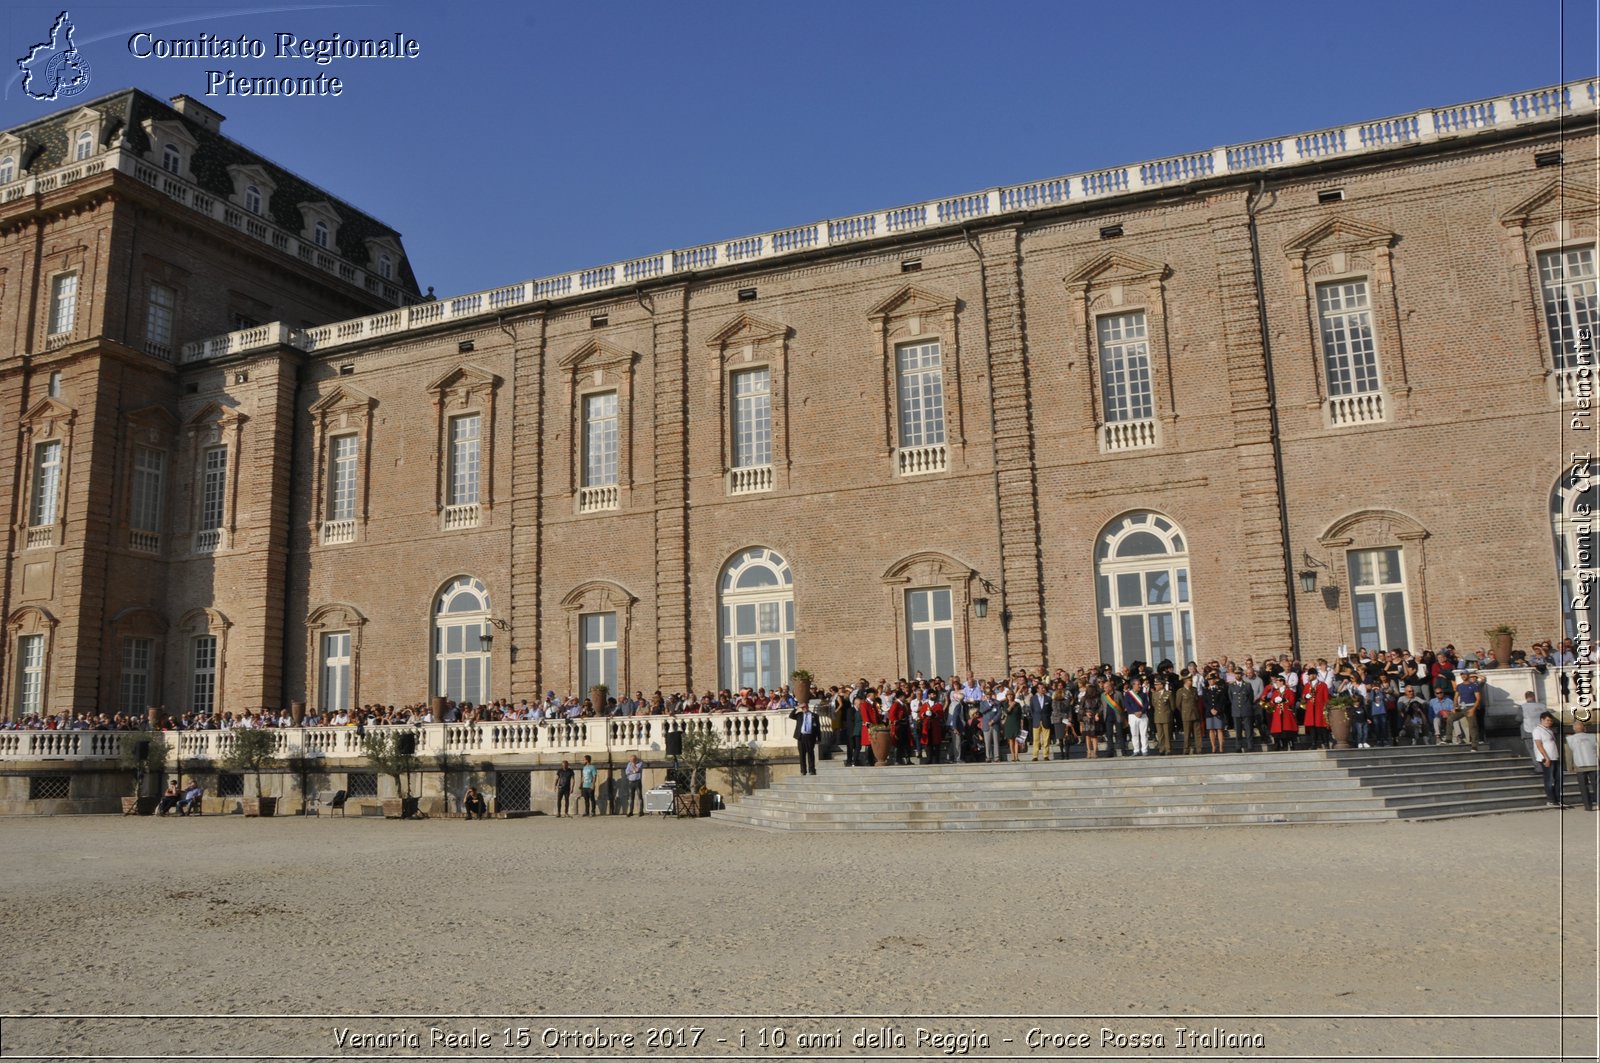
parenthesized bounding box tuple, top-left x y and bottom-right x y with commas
(858, 691, 881, 766)
(1299, 669, 1330, 750)
(920, 699, 944, 764)
(1263, 674, 1299, 751)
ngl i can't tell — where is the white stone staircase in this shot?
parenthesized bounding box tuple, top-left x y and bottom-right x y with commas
(711, 747, 1567, 832)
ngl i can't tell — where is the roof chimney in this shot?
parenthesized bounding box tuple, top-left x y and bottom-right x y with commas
(169, 95, 224, 133)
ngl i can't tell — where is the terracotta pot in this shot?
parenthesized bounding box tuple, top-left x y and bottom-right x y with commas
(1327, 707, 1353, 750)
(1491, 633, 1513, 668)
(792, 677, 812, 705)
(868, 725, 893, 767)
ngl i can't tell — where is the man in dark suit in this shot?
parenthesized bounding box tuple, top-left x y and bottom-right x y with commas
(791, 701, 821, 775)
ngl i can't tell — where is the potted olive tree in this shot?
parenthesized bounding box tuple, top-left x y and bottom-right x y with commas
(361, 730, 421, 818)
(790, 669, 814, 707)
(222, 728, 281, 817)
(675, 725, 749, 817)
(119, 732, 169, 815)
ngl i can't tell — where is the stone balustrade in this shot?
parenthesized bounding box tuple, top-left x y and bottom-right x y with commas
(0, 709, 808, 765)
(146, 77, 1596, 366)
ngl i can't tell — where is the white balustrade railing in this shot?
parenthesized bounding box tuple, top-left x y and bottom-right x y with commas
(1102, 418, 1159, 452)
(897, 443, 948, 477)
(441, 503, 480, 530)
(0, 713, 804, 764)
(1556, 366, 1593, 403)
(578, 484, 619, 512)
(129, 530, 160, 555)
(1, 77, 1565, 368)
(194, 528, 223, 554)
(727, 464, 774, 495)
(320, 519, 356, 545)
(1326, 390, 1387, 428)
(25, 526, 54, 549)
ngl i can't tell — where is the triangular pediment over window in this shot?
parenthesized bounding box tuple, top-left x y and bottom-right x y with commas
(22, 396, 75, 431)
(1283, 216, 1397, 256)
(427, 364, 498, 405)
(866, 284, 958, 323)
(1063, 251, 1169, 291)
(705, 312, 788, 349)
(183, 400, 245, 432)
(557, 338, 638, 372)
(1500, 180, 1600, 228)
(309, 384, 376, 416)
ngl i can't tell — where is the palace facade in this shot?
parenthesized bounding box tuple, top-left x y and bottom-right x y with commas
(1, 82, 1594, 720)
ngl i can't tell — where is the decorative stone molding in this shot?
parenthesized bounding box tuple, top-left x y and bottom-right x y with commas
(559, 339, 638, 511)
(17, 397, 77, 548)
(305, 603, 368, 711)
(867, 284, 964, 472)
(560, 581, 639, 696)
(428, 364, 499, 523)
(176, 607, 232, 715)
(140, 118, 198, 177)
(121, 405, 178, 554)
(225, 162, 276, 215)
(308, 384, 377, 545)
(1500, 180, 1600, 391)
(880, 551, 979, 677)
(105, 606, 168, 712)
(181, 402, 246, 551)
(706, 312, 791, 492)
(1316, 508, 1431, 650)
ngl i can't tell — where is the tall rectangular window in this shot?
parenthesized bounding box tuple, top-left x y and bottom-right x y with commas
(895, 341, 946, 448)
(1348, 548, 1410, 653)
(200, 447, 227, 531)
(731, 368, 772, 469)
(905, 588, 955, 680)
(1539, 247, 1598, 370)
(119, 637, 152, 715)
(15, 634, 44, 716)
(145, 284, 175, 354)
(1097, 312, 1154, 422)
(582, 392, 618, 487)
(48, 274, 77, 335)
(328, 435, 358, 522)
(580, 612, 618, 696)
(30, 441, 61, 527)
(131, 447, 165, 535)
(191, 635, 217, 715)
(321, 631, 351, 714)
(1317, 281, 1381, 396)
(447, 414, 480, 506)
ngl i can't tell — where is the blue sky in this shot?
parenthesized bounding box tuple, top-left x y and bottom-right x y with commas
(3, 0, 1596, 299)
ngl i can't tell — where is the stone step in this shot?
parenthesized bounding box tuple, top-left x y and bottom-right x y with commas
(711, 806, 1404, 831)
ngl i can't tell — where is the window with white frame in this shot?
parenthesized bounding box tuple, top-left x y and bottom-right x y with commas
(1097, 311, 1155, 423)
(905, 588, 956, 680)
(0, 155, 14, 184)
(73, 130, 93, 161)
(15, 634, 44, 716)
(313, 220, 329, 248)
(161, 144, 181, 174)
(119, 637, 152, 714)
(1538, 246, 1597, 371)
(199, 446, 227, 531)
(30, 440, 61, 527)
(895, 341, 946, 450)
(145, 284, 175, 355)
(1095, 512, 1195, 669)
(447, 414, 480, 506)
(732, 367, 772, 469)
(434, 577, 491, 705)
(48, 273, 77, 336)
(1316, 281, 1382, 396)
(191, 635, 217, 715)
(243, 184, 262, 214)
(719, 548, 795, 692)
(580, 612, 618, 696)
(327, 434, 358, 522)
(378, 254, 393, 279)
(1551, 480, 1597, 642)
(131, 447, 165, 539)
(1347, 547, 1410, 652)
(321, 631, 351, 714)
(582, 392, 618, 488)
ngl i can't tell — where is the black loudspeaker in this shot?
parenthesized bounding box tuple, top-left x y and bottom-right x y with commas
(134, 741, 150, 761)
(397, 732, 416, 755)
(665, 731, 683, 757)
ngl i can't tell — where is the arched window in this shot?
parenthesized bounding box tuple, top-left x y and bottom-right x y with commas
(73, 130, 94, 161)
(378, 253, 393, 279)
(313, 220, 329, 248)
(1095, 511, 1194, 667)
(161, 143, 181, 175)
(1553, 477, 1596, 640)
(244, 184, 261, 214)
(719, 548, 795, 691)
(434, 576, 491, 705)
(0, 155, 14, 184)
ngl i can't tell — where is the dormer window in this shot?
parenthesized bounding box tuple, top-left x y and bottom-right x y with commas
(73, 130, 93, 162)
(162, 144, 181, 175)
(313, 221, 330, 248)
(244, 184, 261, 214)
